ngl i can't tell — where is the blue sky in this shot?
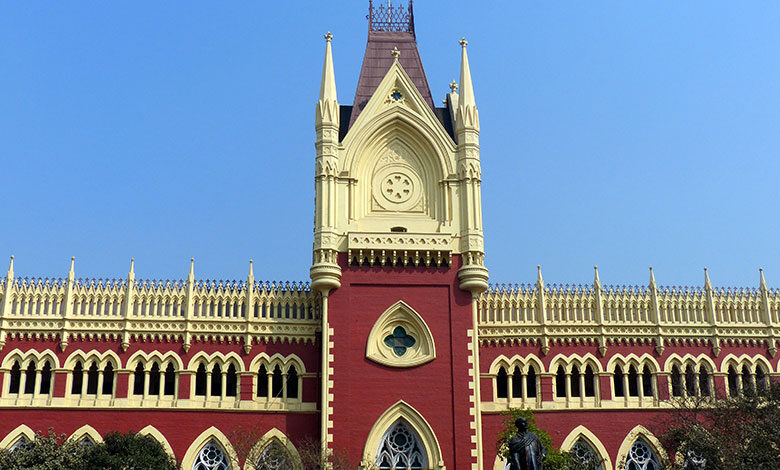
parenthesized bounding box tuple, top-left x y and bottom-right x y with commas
(1, 2, 778, 288)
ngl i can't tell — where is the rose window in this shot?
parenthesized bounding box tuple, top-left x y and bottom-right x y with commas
(384, 326, 416, 357)
(625, 439, 659, 470)
(193, 441, 230, 470)
(381, 172, 414, 203)
(376, 420, 427, 470)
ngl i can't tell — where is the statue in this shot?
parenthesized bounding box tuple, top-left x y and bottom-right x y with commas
(507, 417, 546, 470)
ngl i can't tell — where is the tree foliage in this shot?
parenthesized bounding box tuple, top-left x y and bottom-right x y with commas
(659, 382, 780, 470)
(0, 430, 177, 470)
(496, 408, 598, 470)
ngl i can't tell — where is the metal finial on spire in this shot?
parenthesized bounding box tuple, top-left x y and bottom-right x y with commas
(459, 37, 468, 47)
(449, 80, 458, 93)
(391, 47, 400, 60)
(324, 31, 333, 42)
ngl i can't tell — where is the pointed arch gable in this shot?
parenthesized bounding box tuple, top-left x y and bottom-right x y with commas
(560, 425, 613, 470)
(127, 350, 184, 370)
(551, 353, 604, 373)
(0, 424, 36, 449)
(243, 428, 302, 470)
(181, 426, 238, 470)
(68, 424, 103, 444)
(663, 353, 716, 373)
(138, 425, 175, 457)
(366, 300, 436, 368)
(615, 425, 668, 469)
(186, 351, 245, 372)
(606, 353, 661, 373)
(1, 348, 60, 369)
(718, 353, 772, 373)
(363, 400, 445, 470)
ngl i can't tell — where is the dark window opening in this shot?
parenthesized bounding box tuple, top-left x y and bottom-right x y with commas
(40, 361, 52, 395)
(614, 366, 625, 397)
(195, 364, 207, 396)
(511, 366, 522, 398)
(133, 363, 145, 395)
(526, 368, 537, 398)
(258, 365, 268, 397)
(226, 364, 237, 397)
(699, 367, 711, 397)
(672, 366, 683, 397)
(584, 366, 595, 397)
(742, 365, 754, 395)
(727, 366, 739, 396)
(496, 367, 508, 399)
(555, 366, 566, 398)
(86, 362, 99, 395)
(685, 366, 697, 396)
(149, 363, 161, 395)
(628, 366, 639, 397)
(642, 365, 653, 397)
(23, 362, 36, 394)
(211, 364, 222, 397)
(286, 366, 298, 399)
(164, 363, 176, 396)
(390, 226, 407, 233)
(272, 365, 283, 398)
(71, 362, 83, 395)
(9, 361, 21, 394)
(101, 363, 114, 395)
(570, 366, 581, 398)
(756, 366, 767, 395)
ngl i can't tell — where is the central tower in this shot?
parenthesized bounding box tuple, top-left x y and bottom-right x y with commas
(311, 2, 489, 468)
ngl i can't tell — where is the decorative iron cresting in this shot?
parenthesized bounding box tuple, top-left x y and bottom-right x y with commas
(368, 0, 415, 34)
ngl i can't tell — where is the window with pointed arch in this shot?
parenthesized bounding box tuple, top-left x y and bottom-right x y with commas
(255, 441, 293, 470)
(376, 420, 427, 470)
(570, 438, 602, 470)
(625, 438, 660, 470)
(193, 440, 230, 470)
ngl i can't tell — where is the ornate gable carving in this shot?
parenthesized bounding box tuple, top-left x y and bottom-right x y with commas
(366, 300, 436, 368)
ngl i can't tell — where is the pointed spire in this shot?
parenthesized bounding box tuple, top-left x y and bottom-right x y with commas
(6, 256, 13, 281)
(649, 266, 657, 290)
(127, 258, 135, 282)
(593, 266, 601, 289)
(319, 32, 338, 103)
(704, 267, 712, 290)
(760, 268, 767, 291)
(188, 258, 195, 283)
(458, 37, 475, 110)
(536, 265, 544, 286)
(248, 259, 255, 281)
(68, 257, 75, 281)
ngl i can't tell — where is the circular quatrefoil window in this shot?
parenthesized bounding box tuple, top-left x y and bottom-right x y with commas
(372, 166, 423, 212)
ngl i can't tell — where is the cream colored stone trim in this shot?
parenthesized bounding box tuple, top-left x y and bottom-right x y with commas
(614, 425, 668, 469)
(181, 426, 238, 470)
(127, 350, 185, 370)
(719, 352, 773, 374)
(1, 348, 60, 369)
(137, 425, 175, 457)
(361, 400, 446, 470)
(560, 425, 613, 470)
(487, 354, 544, 376)
(605, 353, 660, 374)
(0, 424, 35, 449)
(243, 428, 303, 470)
(68, 424, 103, 445)
(186, 351, 245, 372)
(366, 300, 435, 368)
(663, 353, 716, 373)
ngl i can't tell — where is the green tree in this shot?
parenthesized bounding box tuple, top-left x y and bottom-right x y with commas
(81, 431, 178, 470)
(496, 408, 598, 470)
(0, 429, 87, 470)
(658, 382, 780, 470)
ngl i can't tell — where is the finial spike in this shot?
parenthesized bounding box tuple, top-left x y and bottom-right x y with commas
(128, 258, 135, 278)
(6, 256, 14, 281)
(760, 268, 767, 291)
(319, 31, 338, 103)
(458, 36, 476, 111)
(649, 266, 657, 289)
(188, 258, 195, 282)
(449, 80, 458, 93)
(704, 267, 712, 290)
(68, 257, 75, 281)
(248, 259, 254, 280)
(536, 265, 543, 285)
(593, 265, 601, 288)
(391, 46, 400, 60)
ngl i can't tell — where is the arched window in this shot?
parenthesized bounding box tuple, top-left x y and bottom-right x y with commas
(8, 360, 21, 394)
(741, 365, 754, 395)
(584, 365, 596, 398)
(211, 364, 222, 397)
(8, 436, 31, 452)
(625, 438, 660, 470)
(375, 420, 427, 470)
(698, 366, 711, 397)
(756, 365, 767, 395)
(40, 361, 52, 395)
(628, 366, 639, 397)
(255, 441, 292, 470)
(149, 363, 161, 395)
(571, 438, 602, 470)
(727, 366, 739, 397)
(102, 363, 114, 395)
(193, 440, 230, 470)
(511, 366, 522, 398)
(570, 365, 581, 398)
(642, 365, 653, 398)
(685, 366, 697, 396)
(23, 362, 36, 394)
(164, 363, 176, 396)
(86, 362, 99, 395)
(226, 364, 237, 397)
(71, 361, 83, 395)
(526, 367, 537, 398)
(258, 365, 268, 398)
(614, 365, 625, 397)
(271, 365, 283, 398)
(133, 362, 145, 395)
(286, 366, 298, 399)
(195, 363, 207, 396)
(555, 365, 566, 398)
(495, 366, 508, 399)
(671, 366, 683, 397)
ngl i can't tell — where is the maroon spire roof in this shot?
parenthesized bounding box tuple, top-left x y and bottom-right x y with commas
(348, 1, 435, 129)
